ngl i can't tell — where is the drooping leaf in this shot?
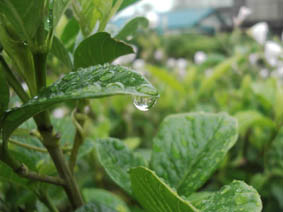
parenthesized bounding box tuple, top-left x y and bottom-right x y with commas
(265, 127, 283, 176)
(74, 32, 134, 69)
(96, 138, 146, 194)
(130, 167, 199, 212)
(150, 112, 238, 196)
(0, 0, 45, 41)
(115, 17, 148, 41)
(83, 188, 130, 212)
(75, 202, 117, 212)
(0, 67, 9, 115)
(1, 64, 158, 144)
(51, 36, 73, 70)
(114, 0, 140, 12)
(53, 0, 71, 28)
(187, 181, 262, 212)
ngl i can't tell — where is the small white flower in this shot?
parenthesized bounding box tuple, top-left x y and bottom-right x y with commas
(53, 108, 67, 118)
(264, 41, 283, 67)
(154, 49, 164, 61)
(177, 58, 188, 70)
(234, 6, 252, 26)
(194, 51, 207, 64)
(249, 22, 268, 45)
(166, 58, 176, 68)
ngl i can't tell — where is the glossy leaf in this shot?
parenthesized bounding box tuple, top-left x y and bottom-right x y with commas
(0, 0, 45, 40)
(187, 181, 262, 212)
(75, 202, 116, 212)
(51, 36, 73, 70)
(96, 138, 146, 194)
(74, 32, 134, 69)
(1, 64, 158, 144)
(130, 167, 199, 212)
(115, 17, 148, 41)
(83, 188, 130, 212)
(265, 127, 283, 176)
(150, 112, 238, 196)
(0, 68, 9, 115)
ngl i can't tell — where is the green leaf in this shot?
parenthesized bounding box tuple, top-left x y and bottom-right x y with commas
(115, 17, 148, 41)
(75, 202, 117, 212)
(53, 0, 71, 28)
(51, 36, 73, 70)
(150, 112, 238, 196)
(0, 67, 9, 115)
(72, 0, 113, 36)
(0, 0, 45, 41)
(130, 167, 199, 212)
(74, 32, 134, 69)
(96, 138, 146, 194)
(83, 188, 130, 212)
(187, 181, 262, 212)
(114, 0, 140, 12)
(60, 17, 80, 50)
(234, 110, 275, 136)
(265, 127, 283, 176)
(1, 64, 158, 147)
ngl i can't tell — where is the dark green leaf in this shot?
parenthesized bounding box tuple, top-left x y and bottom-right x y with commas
(130, 167, 199, 212)
(0, 0, 45, 40)
(0, 67, 9, 115)
(1, 64, 158, 146)
(114, 0, 140, 12)
(60, 17, 80, 50)
(74, 32, 134, 69)
(187, 181, 262, 212)
(115, 17, 148, 41)
(96, 138, 146, 194)
(265, 127, 283, 176)
(75, 202, 117, 212)
(150, 112, 238, 196)
(51, 36, 73, 70)
(83, 188, 130, 212)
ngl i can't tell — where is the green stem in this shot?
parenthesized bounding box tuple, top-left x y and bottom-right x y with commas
(37, 189, 59, 212)
(9, 138, 48, 153)
(0, 55, 29, 102)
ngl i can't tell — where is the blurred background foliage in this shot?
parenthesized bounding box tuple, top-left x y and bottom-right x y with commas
(1, 0, 283, 211)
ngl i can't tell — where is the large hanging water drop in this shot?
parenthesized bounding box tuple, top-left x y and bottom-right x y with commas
(133, 96, 157, 111)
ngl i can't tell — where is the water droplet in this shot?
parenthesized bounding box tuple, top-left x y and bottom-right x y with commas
(106, 82, 124, 90)
(133, 96, 157, 111)
(100, 71, 114, 81)
(137, 84, 158, 96)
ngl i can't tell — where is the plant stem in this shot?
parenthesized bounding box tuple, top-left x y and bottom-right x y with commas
(9, 138, 48, 153)
(0, 55, 29, 102)
(37, 189, 59, 212)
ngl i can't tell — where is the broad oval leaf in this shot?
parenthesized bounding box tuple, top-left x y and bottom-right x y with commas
(150, 112, 238, 196)
(74, 32, 134, 69)
(130, 167, 199, 212)
(187, 181, 262, 212)
(115, 17, 148, 41)
(75, 202, 117, 212)
(1, 64, 158, 143)
(0, 68, 9, 115)
(96, 138, 146, 194)
(83, 188, 130, 212)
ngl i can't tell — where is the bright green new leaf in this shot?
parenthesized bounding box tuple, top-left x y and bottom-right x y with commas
(51, 36, 73, 70)
(83, 188, 130, 212)
(74, 32, 134, 69)
(75, 202, 117, 212)
(150, 112, 238, 196)
(0, 68, 9, 115)
(115, 17, 148, 41)
(0, 0, 45, 41)
(265, 127, 283, 176)
(130, 167, 199, 212)
(187, 181, 262, 212)
(96, 138, 146, 194)
(1, 64, 158, 144)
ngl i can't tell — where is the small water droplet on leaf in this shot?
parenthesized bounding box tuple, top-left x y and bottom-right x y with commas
(133, 96, 157, 111)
